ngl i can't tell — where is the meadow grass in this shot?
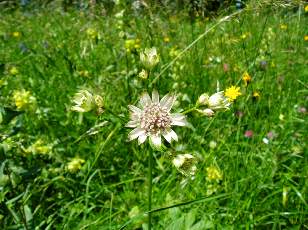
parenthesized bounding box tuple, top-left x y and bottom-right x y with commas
(0, 1, 307, 229)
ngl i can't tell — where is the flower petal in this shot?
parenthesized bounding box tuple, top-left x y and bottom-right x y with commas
(138, 134, 147, 145)
(152, 90, 160, 104)
(150, 134, 161, 148)
(160, 93, 176, 111)
(139, 92, 152, 108)
(128, 128, 146, 141)
(163, 129, 178, 143)
(125, 120, 139, 128)
(128, 105, 142, 114)
(171, 113, 187, 126)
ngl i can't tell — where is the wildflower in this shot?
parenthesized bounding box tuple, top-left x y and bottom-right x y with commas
(209, 140, 217, 149)
(305, 5, 308, 12)
(196, 108, 214, 117)
(206, 166, 223, 181)
(125, 39, 141, 53)
(240, 32, 250, 40)
(242, 71, 251, 86)
(259, 60, 268, 70)
(126, 90, 187, 148)
(13, 89, 36, 111)
(86, 28, 98, 39)
(78, 70, 90, 78)
(235, 110, 244, 118)
(172, 153, 197, 176)
(252, 91, 260, 100)
(163, 36, 170, 43)
(280, 24, 288, 30)
(12, 31, 21, 38)
(304, 35, 308, 41)
(297, 106, 306, 114)
(225, 86, 241, 102)
(279, 114, 284, 121)
(67, 157, 85, 173)
(140, 47, 159, 69)
(223, 63, 229, 72)
(9, 66, 19, 75)
(244, 130, 253, 138)
(262, 137, 269, 144)
(207, 92, 230, 110)
(25, 139, 52, 155)
(71, 90, 104, 114)
(138, 69, 148, 79)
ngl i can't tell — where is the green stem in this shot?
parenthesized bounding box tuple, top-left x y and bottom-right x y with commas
(148, 150, 153, 230)
(182, 107, 197, 115)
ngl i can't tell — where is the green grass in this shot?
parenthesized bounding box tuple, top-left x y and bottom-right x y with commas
(0, 1, 307, 229)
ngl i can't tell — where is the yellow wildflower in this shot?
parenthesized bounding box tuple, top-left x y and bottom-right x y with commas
(206, 166, 223, 181)
(163, 36, 170, 43)
(25, 139, 52, 155)
(12, 31, 21, 38)
(304, 35, 308, 41)
(86, 28, 98, 39)
(67, 157, 85, 173)
(252, 91, 260, 100)
(13, 89, 36, 111)
(224, 86, 241, 102)
(240, 32, 250, 40)
(305, 5, 308, 12)
(280, 24, 287, 30)
(242, 71, 252, 86)
(125, 39, 141, 53)
(9, 66, 19, 75)
(78, 70, 90, 78)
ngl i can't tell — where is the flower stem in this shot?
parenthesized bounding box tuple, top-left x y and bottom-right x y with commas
(182, 107, 196, 115)
(148, 150, 153, 230)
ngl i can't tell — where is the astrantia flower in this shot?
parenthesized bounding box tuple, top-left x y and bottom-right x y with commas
(140, 47, 159, 69)
(225, 86, 241, 102)
(126, 90, 187, 148)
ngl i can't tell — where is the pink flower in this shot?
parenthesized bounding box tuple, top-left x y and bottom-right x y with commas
(244, 130, 253, 138)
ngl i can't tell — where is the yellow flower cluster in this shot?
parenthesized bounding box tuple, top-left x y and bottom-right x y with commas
(86, 28, 98, 40)
(13, 89, 37, 111)
(125, 39, 141, 53)
(9, 66, 19, 75)
(67, 157, 85, 173)
(206, 166, 223, 181)
(25, 139, 52, 155)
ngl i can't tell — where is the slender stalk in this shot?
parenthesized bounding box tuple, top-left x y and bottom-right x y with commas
(148, 150, 153, 230)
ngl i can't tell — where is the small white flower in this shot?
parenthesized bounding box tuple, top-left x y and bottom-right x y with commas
(208, 91, 230, 110)
(262, 137, 269, 144)
(197, 108, 215, 117)
(71, 90, 94, 112)
(140, 47, 159, 69)
(197, 93, 209, 105)
(71, 90, 104, 114)
(126, 90, 187, 148)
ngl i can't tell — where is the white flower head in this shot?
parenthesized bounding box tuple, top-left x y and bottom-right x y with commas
(208, 91, 230, 110)
(71, 90, 104, 114)
(71, 90, 94, 112)
(126, 90, 187, 149)
(197, 93, 209, 105)
(140, 47, 159, 69)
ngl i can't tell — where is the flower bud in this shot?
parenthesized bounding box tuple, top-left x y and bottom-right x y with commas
(140, 47, 159, 69)
(197, 93, 209, 105)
